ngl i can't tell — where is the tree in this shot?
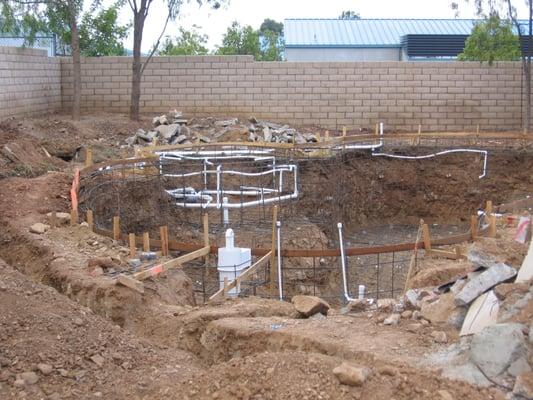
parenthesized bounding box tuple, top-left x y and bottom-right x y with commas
(127, 0, 224, 121)
(78, 4, 129, 56)
(453, 0, 532, 132)
(1, 0, 83, 120)
(158, 25, 208, 55)
(458, 14, 521, 63)
(216, 19, 284, 61)
(339, 10, 360, 19)
(48, 2, 130, 56)
(216, 22, 261, 57)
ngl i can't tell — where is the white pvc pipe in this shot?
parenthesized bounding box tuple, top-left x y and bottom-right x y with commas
(337, 222, 356, 302)
(223, 197, 229, 225)
(372, 148, 488, 179)
(276, 221, 283, 301)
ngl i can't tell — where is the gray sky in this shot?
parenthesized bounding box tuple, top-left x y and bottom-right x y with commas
(119, 0, 532, 53)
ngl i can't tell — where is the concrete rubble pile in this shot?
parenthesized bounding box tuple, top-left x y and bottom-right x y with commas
(342, 231, 533, 397)
(125, 111, 319, 146)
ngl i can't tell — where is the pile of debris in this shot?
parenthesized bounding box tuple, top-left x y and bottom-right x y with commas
(124, 111, 320, 147)
(343, 222, 533, 395)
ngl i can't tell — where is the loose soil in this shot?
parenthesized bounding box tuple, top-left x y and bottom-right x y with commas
(0, 113, 530, 399)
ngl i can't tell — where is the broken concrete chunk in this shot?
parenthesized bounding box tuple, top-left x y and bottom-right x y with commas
(441, 362, 492, 387)
(470, 323, 527, 378)
(455, 263, 517, 306)
(347, 299, 367, 312)
(376, 298, 396, 312)
(403, 289, 421, 309)
(467, 249, 499, 268)
(494, 282, 529, 300)
(333, 363, 371, 386)
(155, 123, 180, 140)
(263, 126, 272, 142)
(90, 354, 105, 367)
(383, 314, 400, 325)
(170, 134, 187, 145)
(431, 330, 448, 343)
(513, 372, 533, 399)
(30, 223, 50, 234)
(291, 295, 330, 317)
(421, 292, 466, 328)
(508, 357, 532, 377)
(19, 371, 39, 385)
(215, 118, 238, 127)
(36, 363, 53, 375)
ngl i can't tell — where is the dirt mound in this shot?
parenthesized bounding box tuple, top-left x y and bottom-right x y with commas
(0, 258, 201, 400)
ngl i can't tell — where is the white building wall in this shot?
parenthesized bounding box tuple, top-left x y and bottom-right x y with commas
(285, 47, 402, 62)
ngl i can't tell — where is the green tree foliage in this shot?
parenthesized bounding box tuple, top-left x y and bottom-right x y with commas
(216, 19, 284, 61)
(458, 14, 521, 63)
(339, 10, 360, 19)
(78, 5, 129, 56)
(158, 25, 208, 55)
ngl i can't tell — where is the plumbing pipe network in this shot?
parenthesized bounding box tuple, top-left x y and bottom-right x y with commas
(372, 148, 488, 179)
(160, 150, 298, 209)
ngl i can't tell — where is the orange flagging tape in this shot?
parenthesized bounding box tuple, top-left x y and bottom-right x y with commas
(70, 168, 80, 211)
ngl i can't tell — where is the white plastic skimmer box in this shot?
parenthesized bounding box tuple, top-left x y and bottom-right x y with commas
(217, 229, 251, 296)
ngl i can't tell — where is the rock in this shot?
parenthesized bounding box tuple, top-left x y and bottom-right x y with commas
(401, 310, 413, 319)
(347, 299, 367, 312)
(377, 365, 397, 376)
(303, 133, 318, 142)
(421, 292, 466, 327)
(30, 222, 50, 234)
(508, 357, 531, 377)
(405, 323, 422, 332)
(470, 323, 527, 378)
(383, 314, 400, 325)
(155, 124, 180, 140)
(262, 126, 272, 142)
(48, 393, 61, 400)
(36, 363, 53, 375)
(294, 133, 306, 144)
(73, 317, 84, 326)
(438, 390, 454, 400)
(514, 372, 533, 399)
(128, 259, 142, 268)
(152, 116, 162, 126)
(215, 118, 238, 127)
(248, 132, 257, 142)
(87, 257, 117, 270)
(468, 249, 499, 268)
(20, 371, 39, 385)
(494, 282, 529, 300)
(90, 354, 105, 367)
(377, 298, 396, 312)
(170, 134, 187, 145)
(198, 135, 211, 143)
(46, 212, 71, 225)
(404, 289, 421, 309)
(411, 310, 422, 320)
(332, 363, 371, 386)
(13, 379, 25, 388)
(291, 295, 330, 317)
(455, 263, 517, 306)
(431, 330, 448, 343)
(442, 363, 492, 387)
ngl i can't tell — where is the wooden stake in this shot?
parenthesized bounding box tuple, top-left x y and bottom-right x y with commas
(129, 233, 136, 257)
(142, 232, 150, 252)
(160, 226, 169, 256)
(342, 126, 347, 137)
(325, 130, 330, 141)
(223, 276, 229, 297)
(70, 209, 78, 226)
(470, 215, 478, 240)
(86, 210, 94, 231)
(50, 211, 57, 228)
(489, 214, 497, 238)
(85, 146, 93, 167)
(404, 220, 423, 295)
(486, 200, 493, 216)
(269, 205, 278, 297)
(417, 124, 422, 146)
(113, 216, 120, 241)
(316, 132, 321, 142)
(202, 213, 210, 263)
(422, 223, 431, 250)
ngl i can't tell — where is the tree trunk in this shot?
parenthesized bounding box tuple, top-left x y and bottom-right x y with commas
(130, 10, 145, 121)
(67, 0, 81, 121)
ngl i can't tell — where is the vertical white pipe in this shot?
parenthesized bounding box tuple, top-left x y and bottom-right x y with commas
(358, 285, 365, 300)
(276, 221, 283, 301)
(225, 228, 234, 248)
(338, 222, 356, 302)
(223, 197, 229, 225)
(216, 165, 222, 209)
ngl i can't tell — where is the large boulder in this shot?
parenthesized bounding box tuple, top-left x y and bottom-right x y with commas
(420, 292, 466, 328)
(155, 123, 180, 140)
(455, 263, 517, 306)
(470, 323, 527, 378)
(291, 295, 330, 317)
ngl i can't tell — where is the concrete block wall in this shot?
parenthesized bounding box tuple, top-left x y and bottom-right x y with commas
(61, 55, 527, 131)
(0, 47, 61, 119)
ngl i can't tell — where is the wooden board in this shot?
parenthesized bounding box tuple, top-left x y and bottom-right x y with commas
(460, 290, 499, 336)
(209, 251, 272, 302)
(516, 238, 533, 283)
